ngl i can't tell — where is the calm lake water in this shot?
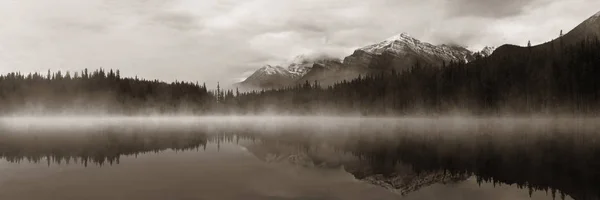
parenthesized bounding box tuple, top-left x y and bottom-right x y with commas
(0, 116, 596, 200)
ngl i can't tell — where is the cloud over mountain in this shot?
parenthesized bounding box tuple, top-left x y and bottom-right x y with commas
(0, 0, 598, 86)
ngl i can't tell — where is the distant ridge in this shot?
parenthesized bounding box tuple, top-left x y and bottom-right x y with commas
(238, 34, 493, 90)
(237, 10, 600, 91)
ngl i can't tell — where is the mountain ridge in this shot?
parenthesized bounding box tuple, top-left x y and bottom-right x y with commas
(237, 11, 600, 91)
(238, 35, 494, 90)
(493, 10, 600, 57)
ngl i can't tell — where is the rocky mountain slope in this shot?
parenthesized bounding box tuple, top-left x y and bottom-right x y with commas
(237, 11, 599, 91)
(344, 33, 475, 71)
(237, 55, 343, 90)
(287, 55, 340, 76)
(237, 34, 496, 90)
(237, 33, 495, 89)
(342, 33, 496, 77)
(236, 65, 296, 90)
(473, 46, 496, 58)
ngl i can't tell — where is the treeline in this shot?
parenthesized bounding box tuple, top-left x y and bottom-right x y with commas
(229, 37, 600, 115)
(1, 38, 599, 115)
(0, 69, 214, 115)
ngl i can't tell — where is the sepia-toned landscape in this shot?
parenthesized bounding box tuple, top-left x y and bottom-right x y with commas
(1, 1, 599, 200)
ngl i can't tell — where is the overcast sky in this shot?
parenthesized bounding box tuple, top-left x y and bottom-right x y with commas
(0, 0, 599, 87)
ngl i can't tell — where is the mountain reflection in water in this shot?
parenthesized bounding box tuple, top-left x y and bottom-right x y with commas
(0, 116, 596, 200)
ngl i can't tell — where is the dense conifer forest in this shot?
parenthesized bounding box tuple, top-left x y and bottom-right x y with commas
(0, 38, 599, 115)
(233, 38, 600, 115)
(0, 69, 213, 115)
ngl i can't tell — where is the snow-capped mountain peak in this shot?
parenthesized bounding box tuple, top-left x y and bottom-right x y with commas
(358, 32, 475, 64)
(287, 55, 314, 75)
(287, 54, 341, 76)
(238, 55, 343, 90)
(257, 65, 289, 75)
(478, 46, 496, 57)
(385, 32, 416, 42)
(360, 33, 423, 54)
(237, 64, 297, 89)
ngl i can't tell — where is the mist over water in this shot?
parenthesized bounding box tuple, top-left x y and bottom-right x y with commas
(3, 115, 596, 130)
(0, 116, 597, 199)
(0, 2, 598, 200)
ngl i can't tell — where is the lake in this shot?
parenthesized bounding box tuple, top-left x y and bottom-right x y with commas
(0, 116, 596, 200)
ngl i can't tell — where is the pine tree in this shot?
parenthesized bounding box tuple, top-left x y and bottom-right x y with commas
(216, 82, 221, 103)
(560, 30, 564, 48)
(560, 30, 563, 37)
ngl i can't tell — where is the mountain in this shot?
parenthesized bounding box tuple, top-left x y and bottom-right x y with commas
(237, 34, 496, 90)
(231, 10, 600, 115)
(287, 55, 336, 76)
(560, 11, 600, 45)
(236, 11, 599, 91)
(473, 46, 496, 58)
(295, 58, 347, 85)
(236, 55, 342, 90)
(236, 65, 297, 90)
(345, 33, 475, 72)
(301, 34, 494, 86)
(494, 11, 600, 56)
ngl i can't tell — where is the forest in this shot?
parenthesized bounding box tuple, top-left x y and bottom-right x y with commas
(233, 37, 600, 115)
(0, 37, 599, 115)
(0, 68, 214, 115)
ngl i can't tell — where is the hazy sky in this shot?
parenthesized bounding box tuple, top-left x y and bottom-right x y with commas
(0, 0, 598, 86)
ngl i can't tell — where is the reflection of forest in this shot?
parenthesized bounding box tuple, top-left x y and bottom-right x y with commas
(0, 119, 598, 199)
(242, 140, 469, 196)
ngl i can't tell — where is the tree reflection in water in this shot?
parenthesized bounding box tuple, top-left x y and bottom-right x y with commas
(0, 117, 597, 200)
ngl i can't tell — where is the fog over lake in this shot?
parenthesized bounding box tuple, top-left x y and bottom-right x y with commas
(0, 116, 595, 200)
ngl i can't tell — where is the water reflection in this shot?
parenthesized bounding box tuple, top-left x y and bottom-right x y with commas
(0, 117, 597, 200)
(0, 144, 399, 200)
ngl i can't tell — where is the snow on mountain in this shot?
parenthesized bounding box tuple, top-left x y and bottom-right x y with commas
(473, 46, 496, 58)
(238, 10, 600, 90)
(256, 65, 293, 76)
(480, 46, 496, 56)
(236, 65, 297, 90)
(239, 32, 501, 90)
(358, 33, 474, 63)
(237, 55, 343, 90)
(287, 54, 343, 76)
(343, 33, 479, 74)
(287, 55, 318, 76)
